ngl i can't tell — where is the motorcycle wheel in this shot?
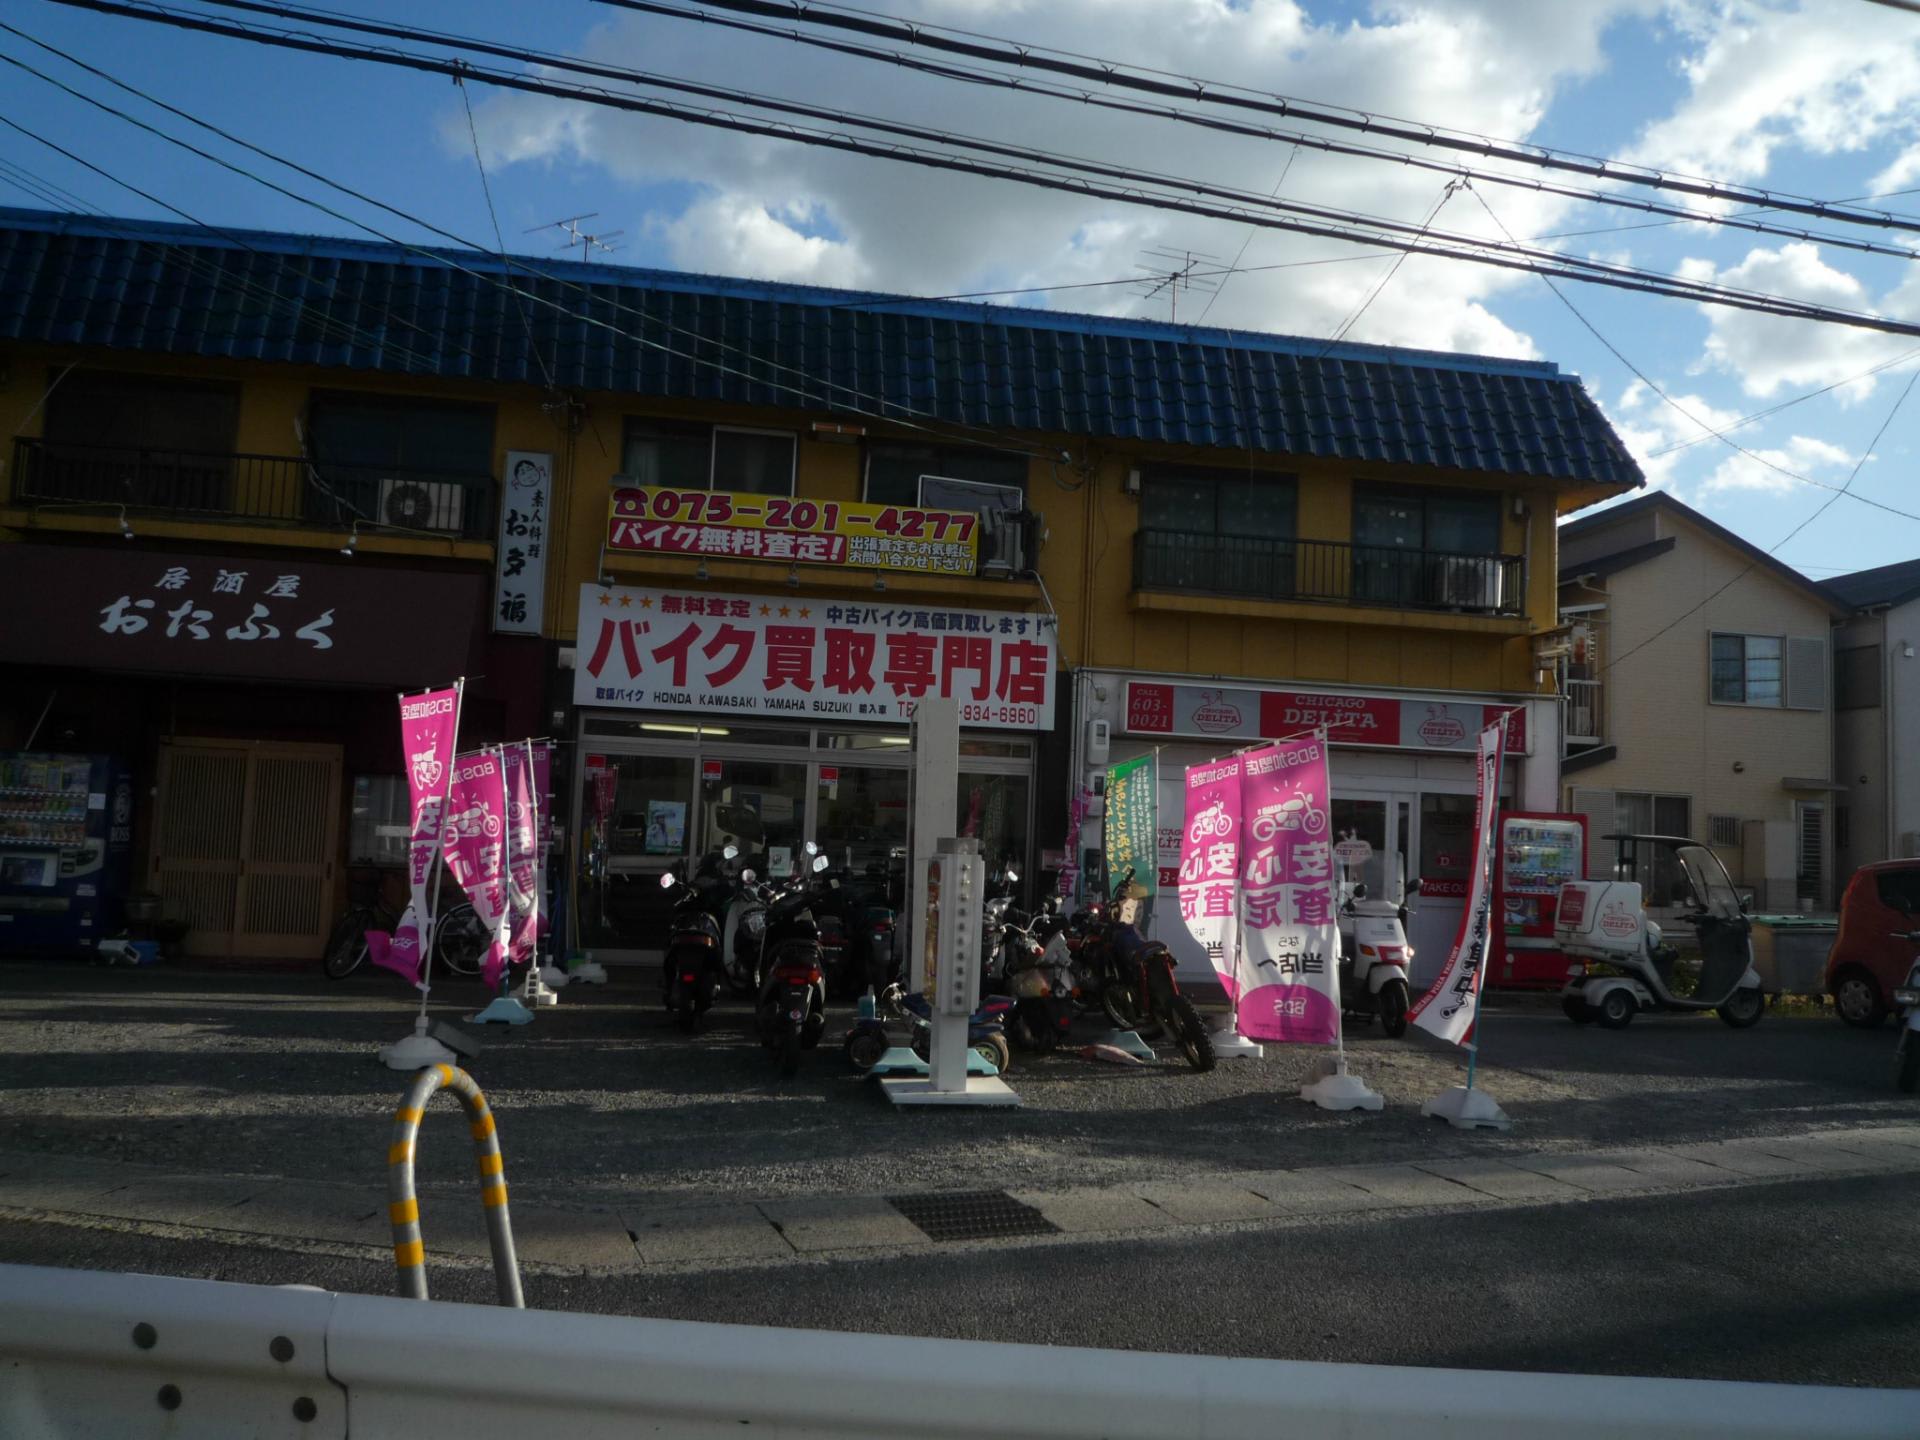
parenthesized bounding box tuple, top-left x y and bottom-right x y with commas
(778, 1019, 802, 1077)
(1716, 987, 1765, 1029)
(1169, 994, 1216, 1073)
(1898, 1039, 1920, 1094)
(1101, 980, 1143, 1031)
(1378, 980, 1410, 1040)
(673, 1001, 699, 1035)
(844, 1028, 887, 1071)
(1596, 988, 1636, 1030)
(1009, 1008, 1042, 1052)
(728, 961, 756, 998)
(974, 1033, 1011, 1076)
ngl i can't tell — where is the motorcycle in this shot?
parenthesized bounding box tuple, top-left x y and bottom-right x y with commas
(1892, 929, 1920, 1092)
(980, 862, 1021, 987)
(1002, 901, 1079, 1052)
(1337, 874, 1418, 1039)
(843, 984, 1013, 1076)
(1078, 868, 1216, 1072)
(814, 863, 897, 998)
(755, 844, 833, 1076)
(659, 844, 737, 1032)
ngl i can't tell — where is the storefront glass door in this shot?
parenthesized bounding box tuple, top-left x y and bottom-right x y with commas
(578, 751, 695, 955)
(817, 764, 910, 905)
(699, 758, 810, 880)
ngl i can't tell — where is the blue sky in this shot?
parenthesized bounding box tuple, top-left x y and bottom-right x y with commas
(7, 0, 1920, 582)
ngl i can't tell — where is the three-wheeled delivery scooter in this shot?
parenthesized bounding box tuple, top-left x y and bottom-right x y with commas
(1555, 833, 1766, 1030)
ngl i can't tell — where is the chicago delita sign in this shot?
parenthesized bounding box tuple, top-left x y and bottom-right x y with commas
(1124, 681, 1528, 755)
(575, 585, 1057, 731)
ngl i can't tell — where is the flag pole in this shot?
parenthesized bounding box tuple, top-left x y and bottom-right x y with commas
(1299, 726, 1380, 1110)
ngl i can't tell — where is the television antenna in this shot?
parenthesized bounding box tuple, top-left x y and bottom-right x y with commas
(524, 212, 624, 262)
(1133, 247, 1220, 323)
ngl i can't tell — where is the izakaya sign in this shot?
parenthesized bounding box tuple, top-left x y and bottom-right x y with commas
(1237, 736, 1341, 1044)
(1124, 681, 1529, 755)
(575, 585, 1056, 730)
(608, 486, 980, 576)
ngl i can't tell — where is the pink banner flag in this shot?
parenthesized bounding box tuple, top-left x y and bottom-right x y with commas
(502, 743, 539, 965)
(445, 747, 513, 989)
(1178, 757, 1244, 1001)
(370, 682, 462, 983)
(531, 741, 552, 945)
(1410, 718, 1507, 1047)
(1236, 733, 1340, 1044)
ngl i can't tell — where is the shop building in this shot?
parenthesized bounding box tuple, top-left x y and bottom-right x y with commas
(1, 206, 1637, 964)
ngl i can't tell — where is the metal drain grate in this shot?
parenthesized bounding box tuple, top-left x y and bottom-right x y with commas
(888, 1189, 1059, 1243)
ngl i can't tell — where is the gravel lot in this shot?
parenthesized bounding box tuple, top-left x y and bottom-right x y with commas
(1, 961, 1911, 1208)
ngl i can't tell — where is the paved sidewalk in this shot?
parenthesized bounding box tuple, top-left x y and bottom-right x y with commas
(6, 1122, 1917, 1278)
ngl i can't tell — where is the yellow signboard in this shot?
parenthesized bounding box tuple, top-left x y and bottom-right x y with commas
(607, 486, 980, 576)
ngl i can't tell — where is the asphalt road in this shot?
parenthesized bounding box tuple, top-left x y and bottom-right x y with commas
(4, 1173, 1915, 1386)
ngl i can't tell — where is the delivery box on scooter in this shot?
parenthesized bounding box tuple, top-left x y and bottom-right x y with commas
(1555, 880, 1645, 959)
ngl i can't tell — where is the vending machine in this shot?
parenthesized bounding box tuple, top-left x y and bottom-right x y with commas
(0, 752, 133, 954)
(1491, 810, 1587, 990)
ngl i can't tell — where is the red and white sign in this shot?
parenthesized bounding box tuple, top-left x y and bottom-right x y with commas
(1409, 720, 1507, 1047)
(818, 765, 840, 783)
(1123, 680, 1528, 755)
(576, 585, 1057, 731)
(702, 759, 724, 781)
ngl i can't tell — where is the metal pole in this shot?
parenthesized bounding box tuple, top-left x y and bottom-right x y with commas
(386, 1063, 523, 1307)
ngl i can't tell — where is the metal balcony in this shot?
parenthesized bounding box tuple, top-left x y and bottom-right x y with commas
(1564, 678, 1604, 747)
(9, 437, 497, 542)
(1133, 530, 1524, 616)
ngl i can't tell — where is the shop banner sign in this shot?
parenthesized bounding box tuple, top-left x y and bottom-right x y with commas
(1237, 735, 1340, 1044)
(1178, 757, 1243, 1000)
(576, 584, 1056, 730)
(609, 486, 980, 576)
(1411, 719, 1506, 1046)
(370, 682, 462, 983)
(530, 741, 553, 949)
(445, 748, 513, 989)
(502, 743, 539, 964)
(494, 451, 552, 635)
(1103, 754, 1156, 904)
(1123, 681, 1528, 756)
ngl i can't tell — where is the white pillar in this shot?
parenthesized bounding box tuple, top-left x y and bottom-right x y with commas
(908, 695, 960, 994)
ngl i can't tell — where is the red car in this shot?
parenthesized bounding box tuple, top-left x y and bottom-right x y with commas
(1825, 860, 1920, 1027)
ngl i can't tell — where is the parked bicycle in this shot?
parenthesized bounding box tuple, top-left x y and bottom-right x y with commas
(323, 869, 486, 979)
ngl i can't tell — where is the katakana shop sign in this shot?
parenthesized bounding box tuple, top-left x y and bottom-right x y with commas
(0, 543, 486, 687)
(575, 584, 1056, 731)
(606, 486, 981, 576)
(493, 450, 551, 635)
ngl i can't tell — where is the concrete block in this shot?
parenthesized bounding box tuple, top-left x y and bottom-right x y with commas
(509, 1207, 641, 1270)
(78, 1175, 269, 1225)
(1131, 1181, 1281, 1224)
(759, 1195, 929, 1253)
(1008, 1185, 1176, 1234)
(1663, 1141, 1817, 1179)
(1500, 1153, 1656, 1193)
(1413, 1158, 1581, 1201)
(212, 1180, 388, 1246)
(622, 1203, 793, 1265)
(1598, 1148, 1740, 1187)
(1749, 1135, 1901, 1173)
(1236, 1169, 1393, 1214)
(1315, 1163, 1498, 1206)
(0, 1156, 144, 1213)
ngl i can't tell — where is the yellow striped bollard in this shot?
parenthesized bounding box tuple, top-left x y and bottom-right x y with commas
(387, 1063, 524, 1307)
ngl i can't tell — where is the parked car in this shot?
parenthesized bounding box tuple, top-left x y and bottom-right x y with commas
(1824, 860, 1920, 1028)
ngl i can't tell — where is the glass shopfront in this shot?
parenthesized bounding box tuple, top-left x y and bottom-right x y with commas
(573, 715, 1033, 961)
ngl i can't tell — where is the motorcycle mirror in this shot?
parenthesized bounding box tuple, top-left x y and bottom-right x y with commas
(1352, 882, 1369, 900)
(812, 854, 830, 874)
(804, 840, 820, 857)
(1005, 867, 1020, 882)
(723, 843, 739, 860)
(658, 872, 675, 890)
(741, 868, 756, 884)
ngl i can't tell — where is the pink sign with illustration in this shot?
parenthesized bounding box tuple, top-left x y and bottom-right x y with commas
(1178, 757, 1244, 1002)
(1236, 734, 1340, 1044)
(371, 681, 462, 983)
(502, 743, 540, 964)
(445, 748, 512, 988)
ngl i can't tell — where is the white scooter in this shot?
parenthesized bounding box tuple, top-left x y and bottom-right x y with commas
(1556, 833, 1765, 1030)
(1337, 871, 1417, 1039)
(1892, 930, 1920, 1092)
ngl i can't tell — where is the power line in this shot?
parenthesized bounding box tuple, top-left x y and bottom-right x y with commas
(455, 72, 554, 390)
(611, 0, 1920, 237)
(35, 6, 1920, 343)
(1194, 141, 1300, 326)
(1644, 347, 1920, 459)
(1319, 181, 1457, 354)
(165, 0, 1920, 267)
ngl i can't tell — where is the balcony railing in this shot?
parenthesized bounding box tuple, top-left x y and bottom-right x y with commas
(9, 437, 497, 542)
(1565, 677, 1604, 748)
(1133, 530, 1525, 616)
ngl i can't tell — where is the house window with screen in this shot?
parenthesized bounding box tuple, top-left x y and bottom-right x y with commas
(1135, 466, 1297, 598)
(1710, 633, 1784, 706)
(307, 392, 495, 537)
(620, 420, 797, 496)
(1351, 484, 1502, 608)
(863, 442, 1027, 508)
(36, 371, 239, 513)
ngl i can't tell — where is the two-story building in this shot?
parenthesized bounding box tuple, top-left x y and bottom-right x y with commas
(1557, 492, 1846, 912)
(0, 206, 1638, 967)
(1826, 558, 1920, 887)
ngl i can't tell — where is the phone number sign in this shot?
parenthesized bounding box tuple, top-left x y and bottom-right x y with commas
(607, 486, 981, 576)
(576, 584, 1056, 730)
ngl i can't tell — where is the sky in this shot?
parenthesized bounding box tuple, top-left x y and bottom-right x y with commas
(6, 0, 1920, 580)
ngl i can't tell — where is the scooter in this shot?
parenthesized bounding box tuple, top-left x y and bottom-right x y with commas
(1337, 873, 1417, 1039)
(1555, 833, 1766, 1030)
(843, 984, 1012, 1076)
(1891, 930, 1920, 1092)
(659, 844, 738, 1032)
(755, 844, 832, 1076)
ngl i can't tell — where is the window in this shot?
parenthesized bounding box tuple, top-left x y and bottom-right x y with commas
(1876, 866, 1920, 915)
(1837, 645, 1883, 710)
(307, 392, 496, 536)
(620, 419, 796, 495)
(1708, 814, 1741, 848)
(864, 442, 1027, 507)
(1616, 792, 1692, 905)
(1711, 633, 1784, 706)
(1136, 466, 1297, 596)
(1352, 484, 1503, 608)
(348, 776, 411, 866)
(35, 372, 240, 511)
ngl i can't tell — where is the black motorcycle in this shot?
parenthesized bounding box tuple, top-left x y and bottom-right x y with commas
(1077, 868, 1216, 1072)
(815, 862, 899, 998)
(660, 845, 737, 1032)
(755, 845, 832, 1075)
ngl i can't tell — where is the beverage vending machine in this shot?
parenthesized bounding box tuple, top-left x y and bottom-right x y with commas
(0, 752, 133, 954)
(1491, 811, 1587, 990)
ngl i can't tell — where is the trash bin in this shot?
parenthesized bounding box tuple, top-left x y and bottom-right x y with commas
(1748, 914, 1838, 996)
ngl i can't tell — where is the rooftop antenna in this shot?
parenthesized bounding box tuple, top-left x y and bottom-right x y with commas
(524, 212, 624, 262)
(1133, 247, 1220, 323)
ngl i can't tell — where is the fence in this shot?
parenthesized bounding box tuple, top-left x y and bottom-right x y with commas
(1134, 530, 1524, 614)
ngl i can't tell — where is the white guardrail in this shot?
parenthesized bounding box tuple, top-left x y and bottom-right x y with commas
(2, 1262, 1916, 1439)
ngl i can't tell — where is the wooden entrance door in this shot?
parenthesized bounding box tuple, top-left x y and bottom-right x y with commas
(153, 739, 341, 959)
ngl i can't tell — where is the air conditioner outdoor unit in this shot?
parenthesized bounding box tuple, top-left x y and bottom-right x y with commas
(379, 477, 466, 534)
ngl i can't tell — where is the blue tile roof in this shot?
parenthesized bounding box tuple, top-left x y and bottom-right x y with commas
(0, 207, 1641, 487)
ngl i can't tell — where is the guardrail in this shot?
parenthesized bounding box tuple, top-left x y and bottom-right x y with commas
(1, 1263, 1913, 1439)
(1134, 530, 1525, 615)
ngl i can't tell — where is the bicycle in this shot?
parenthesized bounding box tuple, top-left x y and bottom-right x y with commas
(323, 892, 486, 979)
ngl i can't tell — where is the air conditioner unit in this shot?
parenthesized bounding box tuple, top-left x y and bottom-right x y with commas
(379, 477, 466, 534)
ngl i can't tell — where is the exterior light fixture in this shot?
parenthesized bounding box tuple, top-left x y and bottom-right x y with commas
(786, 563, 801, 588)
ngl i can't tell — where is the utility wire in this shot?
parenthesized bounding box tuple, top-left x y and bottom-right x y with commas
(31, 8, 1920, 342)
(149, 0, 1920, 267)
(1645, 347, 1920, 458)
(456, 72, 554, 391)
(1193, 141, 1299, 326)
(607, 0, 1920, 237)
(1318, 181, 1457, 354)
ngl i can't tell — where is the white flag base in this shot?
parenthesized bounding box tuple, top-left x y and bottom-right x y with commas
(378, 1016, 459, 1072)
(569, 960, 609, 985)
(1298, 1056, 1383, 1112)
(520, 972, 559, 1007)
(1209, 1013, 1263, 1059)
(537, 964, 572, 989)
(1421, 1084, 1512, 1131)
(472, 995, 533, 1026)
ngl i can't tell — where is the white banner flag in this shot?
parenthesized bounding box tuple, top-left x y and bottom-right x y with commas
(1409, 718, 1507, 1046)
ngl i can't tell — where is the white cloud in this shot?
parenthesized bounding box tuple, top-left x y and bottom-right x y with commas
(653, 196, 869, 287)
(1697, 433, 1851, 495)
